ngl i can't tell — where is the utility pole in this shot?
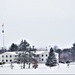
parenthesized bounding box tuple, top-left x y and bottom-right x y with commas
(2, 24, 5, 49)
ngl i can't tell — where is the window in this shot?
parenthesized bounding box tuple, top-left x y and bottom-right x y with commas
(42, 55, 43, 57)
(42, 59, 44, 61)
(10, 55, 12, 57)
(6, 60, 8, 62)
(6, 55, 8, 58)
(15, 55, 17, 57)
(10, 60, 12, 62)
(46, 54, 47, 57)
(2, 55, 4, 58)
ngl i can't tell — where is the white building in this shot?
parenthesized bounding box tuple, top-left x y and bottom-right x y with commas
(0, 52, 18, 63)
(34, 51, 59, 64)
(0, 50, 59, 64)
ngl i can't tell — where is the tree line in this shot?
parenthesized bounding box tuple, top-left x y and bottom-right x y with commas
(54, 43, 75, 63)
(0, 40, 75, 68)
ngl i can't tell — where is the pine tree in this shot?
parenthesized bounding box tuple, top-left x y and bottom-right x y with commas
(46, 48, 57, 67)
(9, 43, 18, 51)
(18, 40, 30, 69)
(17, 40, 37, 69)
(19, 40, 30, 51)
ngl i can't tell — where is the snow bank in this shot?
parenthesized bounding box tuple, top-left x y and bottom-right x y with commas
(0, 63, 75, 74)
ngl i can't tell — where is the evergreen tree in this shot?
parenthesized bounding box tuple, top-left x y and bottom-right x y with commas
(18, 40, 37, 69)
(46, 48, 57, 67)
(71, 43, 75, 61)
(9, 43, 18, 51)
(27, 45, 37, 69)
(18, 40, 30, 69)
(18, 40, 30, 51)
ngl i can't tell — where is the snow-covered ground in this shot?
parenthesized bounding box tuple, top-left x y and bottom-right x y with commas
(0, 63, 75, 74)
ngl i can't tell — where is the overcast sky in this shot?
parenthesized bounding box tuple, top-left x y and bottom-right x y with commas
(0, 0, 75, 49)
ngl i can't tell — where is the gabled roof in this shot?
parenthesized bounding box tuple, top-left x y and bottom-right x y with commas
(0, 52, 17, 55)
(34, 51, 49, 55)
(34, 50, 58, 55)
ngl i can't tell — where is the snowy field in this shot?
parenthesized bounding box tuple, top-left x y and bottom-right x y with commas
(0, 63, 75, 74)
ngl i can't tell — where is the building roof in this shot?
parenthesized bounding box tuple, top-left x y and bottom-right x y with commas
(34, 50, 58, 55)
(0, 52, 17, 55)
(34, 51, 49, 55)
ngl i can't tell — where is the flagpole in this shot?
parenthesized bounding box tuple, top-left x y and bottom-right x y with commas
(2, 24, 4, 49)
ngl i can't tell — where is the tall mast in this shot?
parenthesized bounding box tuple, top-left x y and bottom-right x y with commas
(2, 24, 4, 49)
